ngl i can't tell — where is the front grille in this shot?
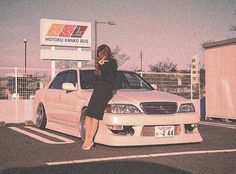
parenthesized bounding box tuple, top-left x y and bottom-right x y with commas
(140, 102, 177, 114)
(142, 125, 181, 136)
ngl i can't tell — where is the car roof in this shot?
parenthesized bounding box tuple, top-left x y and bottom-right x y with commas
(63, 67, 135, 74)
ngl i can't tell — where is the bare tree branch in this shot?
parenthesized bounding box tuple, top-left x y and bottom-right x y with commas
(83, 46, 130, 68)
(149, 58, 178, 72)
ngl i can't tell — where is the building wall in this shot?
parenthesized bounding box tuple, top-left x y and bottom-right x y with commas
(205, 44, 236, 119)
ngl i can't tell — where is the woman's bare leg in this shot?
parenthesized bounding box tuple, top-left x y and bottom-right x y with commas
(82, 116, 92, 148)
(82, 117, 99, 148)
(89, 118, 99, 141)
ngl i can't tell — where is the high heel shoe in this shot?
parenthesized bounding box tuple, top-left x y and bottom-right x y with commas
(82, 142, 94, 150)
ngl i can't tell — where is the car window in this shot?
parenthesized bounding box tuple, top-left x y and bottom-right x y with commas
(79, 70, 95, 89)
(120, 72, 151, 89)
(49, 70, 77, 90)
(80, 70, 153, 90)
(64, 70, 77, 87)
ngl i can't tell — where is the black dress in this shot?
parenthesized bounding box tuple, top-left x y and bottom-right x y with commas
(86, 58, 117, 120)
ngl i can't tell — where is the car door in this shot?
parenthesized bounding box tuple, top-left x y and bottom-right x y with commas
(45, 71, 67, 124)
(56, 70, 80, 129)
(45, 70, 78, 129)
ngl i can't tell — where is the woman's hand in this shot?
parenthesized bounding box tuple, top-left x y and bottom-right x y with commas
(98, 56, 109, 65)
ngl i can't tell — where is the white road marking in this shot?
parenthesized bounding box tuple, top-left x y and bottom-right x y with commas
(149, 149, 236, 157)
(46, 148, 236, 165)
(47, 154, 150, 165)
(24, 126, 75, 143)
(200, 121, 236, 129)
(9, 127, 75, 144)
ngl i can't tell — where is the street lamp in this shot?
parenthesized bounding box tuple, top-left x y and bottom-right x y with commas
(94, 20, 116, 62)
(23, 38, 27, 73)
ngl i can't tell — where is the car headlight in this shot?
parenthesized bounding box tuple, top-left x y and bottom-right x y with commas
(178, 103, 195, 113)
(105, 104, 141, 114)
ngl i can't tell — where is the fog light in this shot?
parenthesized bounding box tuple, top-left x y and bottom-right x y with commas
(191, 123, 198, 128)
(108, 126, 135, 136)
(185, 124, 198, 132)
(107, 125, 123, 130)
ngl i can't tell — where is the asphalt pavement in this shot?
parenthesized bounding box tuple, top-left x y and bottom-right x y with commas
(0, 121, 236, 174)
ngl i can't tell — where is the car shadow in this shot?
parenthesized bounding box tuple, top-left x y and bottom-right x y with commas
(1, 160, 191, 174)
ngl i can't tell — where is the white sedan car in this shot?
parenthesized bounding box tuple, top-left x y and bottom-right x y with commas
(33, 69, 202, 146)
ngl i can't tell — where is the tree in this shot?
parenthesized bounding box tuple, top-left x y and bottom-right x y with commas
(55, 46, 130, 70)
(56, 60, 78, 70)
(83, 46, 130, 67)
(112, 46, 130, 67)
(149, 58, 178, 72)
(231, 25, 236, 31)
(231, 10, 236, 31)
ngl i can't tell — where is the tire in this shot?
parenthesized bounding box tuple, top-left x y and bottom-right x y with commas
(36, 103, 47, 129)
(79, 108, 87, 141)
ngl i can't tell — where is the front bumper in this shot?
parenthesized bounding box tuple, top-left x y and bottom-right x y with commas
(94, 112, 203, 146)
(102, 112, 200, 125)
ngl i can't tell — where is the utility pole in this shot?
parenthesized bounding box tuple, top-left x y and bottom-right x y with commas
(94, 20, 116, 65)
(140, 51, 143, 72)
(24, 38, 27, 73)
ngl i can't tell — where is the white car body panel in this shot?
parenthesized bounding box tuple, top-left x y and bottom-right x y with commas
(33, 69, 203, 146)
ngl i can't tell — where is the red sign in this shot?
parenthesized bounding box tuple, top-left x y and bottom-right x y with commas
(47, 24, 88, 38)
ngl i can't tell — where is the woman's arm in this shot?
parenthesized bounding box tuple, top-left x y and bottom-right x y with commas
(99, 59, 117, 74)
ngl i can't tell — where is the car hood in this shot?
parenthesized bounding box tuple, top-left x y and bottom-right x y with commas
(111, 89, 189, 105)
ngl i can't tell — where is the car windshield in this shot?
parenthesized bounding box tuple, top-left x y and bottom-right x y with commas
(80, 70, 153, 90)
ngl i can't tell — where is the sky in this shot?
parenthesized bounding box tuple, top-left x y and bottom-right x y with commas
(0, 0, 236, 71)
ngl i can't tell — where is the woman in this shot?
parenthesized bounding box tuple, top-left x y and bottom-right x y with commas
(82, 44, 117, 150)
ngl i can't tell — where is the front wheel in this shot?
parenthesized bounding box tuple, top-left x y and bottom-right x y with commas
(79, 108, 87, 141)
(36, 103, 47, 129)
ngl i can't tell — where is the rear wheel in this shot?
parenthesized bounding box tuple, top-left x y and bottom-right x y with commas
(79, 108, 87, 141)
(36, 103, 47, 129)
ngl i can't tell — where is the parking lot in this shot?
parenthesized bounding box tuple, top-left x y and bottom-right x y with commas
(0, 120, 236, 174)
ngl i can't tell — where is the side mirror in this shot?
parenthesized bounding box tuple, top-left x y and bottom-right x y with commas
(151, 84, 157, 90)
(62, 83, 77, 91)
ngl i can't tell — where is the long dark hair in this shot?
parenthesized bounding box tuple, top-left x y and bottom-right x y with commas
(95, 44, 113, 76)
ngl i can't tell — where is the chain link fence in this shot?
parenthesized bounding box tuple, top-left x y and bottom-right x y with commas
(0, 67, 202, 123)
(0, 68, 201, 100)
(0, 67, 51, 100)
(137, 71, 201, 99)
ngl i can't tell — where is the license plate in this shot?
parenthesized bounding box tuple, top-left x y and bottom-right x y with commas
(155, 126, 174, 137)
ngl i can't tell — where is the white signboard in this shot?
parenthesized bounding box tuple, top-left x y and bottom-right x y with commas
(191, 55, 200, 85)
(40, 49, 91, 60)
(40, 18, 91, 47)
